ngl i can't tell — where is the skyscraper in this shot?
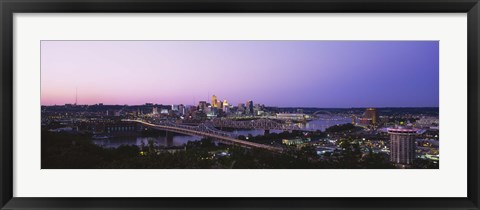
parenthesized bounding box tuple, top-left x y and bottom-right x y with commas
(388, 127, 418, 167)
(237, 103, 245, 114)
(222, 100, 230, 113)
(198, 101, 207, 112)
(365, 108, 378, 125)
(359, 108, 378, 126)
(178, 104, 186, 116)
(216, 100, 223, 109)
(246, 100, 254, 115)
(211, 95, 218, 108)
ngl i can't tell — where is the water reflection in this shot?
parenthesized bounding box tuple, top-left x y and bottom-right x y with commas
(92, 135, 201, 148)
(232, 129, 282, 136)
(302, 117, 352, 131)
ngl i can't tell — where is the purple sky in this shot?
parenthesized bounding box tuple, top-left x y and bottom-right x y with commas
(41, 41, 439, 108)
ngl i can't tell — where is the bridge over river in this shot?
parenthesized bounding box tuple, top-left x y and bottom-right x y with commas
(123, 119, 284, 153)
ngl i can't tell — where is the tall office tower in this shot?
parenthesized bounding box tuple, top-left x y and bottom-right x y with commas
(363, 108, 378, 125)
(388, 127, 418, 167)
(222, 100, 229, 113)
(198, 101, 207, 112)
(246, 100, 254, 115)
(178, 104, 186, 115)
(216, 100, 223, 109)
(237, 103, 245, 114)
(211, 95, 218, 108)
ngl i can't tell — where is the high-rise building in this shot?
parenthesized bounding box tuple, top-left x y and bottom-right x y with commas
(246, 100, 254, 115)
(198, 101, 207, 112)
(178, 104, 186, 115)
(364, 108, 378, 125)
(222, 100, 230, 113)
(237, 103, 245, 114)
(388, 127, 418, 167)
(358, 108, 378, 126)
(216, 100, 223, 109)
(211, 95, 218, 108)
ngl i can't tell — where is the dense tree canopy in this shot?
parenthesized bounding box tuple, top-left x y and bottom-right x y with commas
(42, 131, 437, 169)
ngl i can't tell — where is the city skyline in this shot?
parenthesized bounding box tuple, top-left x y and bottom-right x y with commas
(41, 41, 439, 107)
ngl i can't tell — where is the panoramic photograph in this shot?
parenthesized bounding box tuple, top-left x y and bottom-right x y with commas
(41, 40, 439, 169)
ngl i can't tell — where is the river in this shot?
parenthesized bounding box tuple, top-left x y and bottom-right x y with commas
(92, 117, 351, 148)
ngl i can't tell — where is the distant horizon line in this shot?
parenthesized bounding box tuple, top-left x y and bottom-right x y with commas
(40, 103, 439, 109)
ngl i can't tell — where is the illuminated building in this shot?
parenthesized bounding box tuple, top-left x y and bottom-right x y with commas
(388, 127, 418, 167)
(276, 113, 305, 121)
(365, 108, 378, 125)
(351, 115, 357, 125)
(211, 95, 218, 108)
(359, 108, 378, 126)
(216, 100, 223, 109)
(222, 100, 230, 113)
(152, 107, 158, 115)
(282, 138, 311, 146)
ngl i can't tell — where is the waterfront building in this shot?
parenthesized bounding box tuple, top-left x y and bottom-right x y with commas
(388, 127, 418, 167)
(276, 113, 306, 121)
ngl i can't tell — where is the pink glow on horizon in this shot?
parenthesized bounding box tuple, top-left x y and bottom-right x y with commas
(41, 41, 439, 107)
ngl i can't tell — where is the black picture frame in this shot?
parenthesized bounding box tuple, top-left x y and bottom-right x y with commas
(1, 0, 479, 209)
